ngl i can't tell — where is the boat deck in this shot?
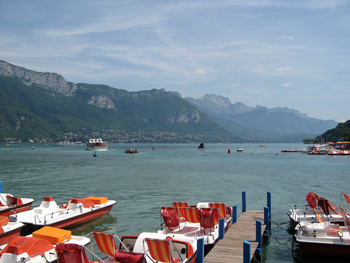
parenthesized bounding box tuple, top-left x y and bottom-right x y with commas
(204, 210, 266, 263)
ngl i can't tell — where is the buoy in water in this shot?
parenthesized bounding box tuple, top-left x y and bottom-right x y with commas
(228, 149, 231, 154)
(152, 147, 155, 150)
(32, 146, 34, 150)
(93, 152, 97, 157)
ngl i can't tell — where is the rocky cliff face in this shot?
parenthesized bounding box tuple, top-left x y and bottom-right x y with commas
(0, 60, 78, 97)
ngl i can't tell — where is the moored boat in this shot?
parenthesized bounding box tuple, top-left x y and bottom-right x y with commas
(294, 205, 350, 258)
(307, 150, 326, 155)
(236, 146, 243, 152)
(86, 138, 108, 151)
(281, 148, 300, 152)
(328, 150, 350, 155)
(12, 196, 116, 234)
(0, 226, 90, 263)
(0, 216, 24, 246)
(157, 201, 233, 253)
(0, 193, 34, 217)
(85, 231, 197, 263)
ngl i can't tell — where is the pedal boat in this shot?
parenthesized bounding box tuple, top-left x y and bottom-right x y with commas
(0, 226, 90, 263)
(288, 192, 344, 232)
(294, 205, 350, 258)
(82, 231, 197, 263)
(0, 216, 24, 246)
(11, 196, 116, 233)
(0, 193, 34, 216)
(156, 202, 233, 253)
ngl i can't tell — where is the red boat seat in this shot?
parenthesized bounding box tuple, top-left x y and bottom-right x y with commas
(173, 202, 190, 208)
(6, 195, 23, 206)
(179, 207, 200, 223)
(114, 251, 144, 263)
(200, 208, 219, 233)
(161, 207, 181, 230)
(56, 243, 95, 263)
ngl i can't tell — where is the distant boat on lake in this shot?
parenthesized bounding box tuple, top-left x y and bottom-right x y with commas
(52, 141, 83, 146)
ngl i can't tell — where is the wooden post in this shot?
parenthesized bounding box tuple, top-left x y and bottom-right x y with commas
(243, 240, 251, 263)
(256, 220, 262, 256)
(242, 191, 246, 212)
(197, 237, 205, 263)
(232, 205, 237, 224)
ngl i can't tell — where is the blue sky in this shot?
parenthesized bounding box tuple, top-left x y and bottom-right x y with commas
(0, 0, 349, 122)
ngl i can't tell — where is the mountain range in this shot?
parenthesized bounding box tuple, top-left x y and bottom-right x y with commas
(0, 60, 338, 143)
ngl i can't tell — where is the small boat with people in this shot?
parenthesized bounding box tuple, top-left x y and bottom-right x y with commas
(0, 193, 34, 216)
(11, 196, 116, 233)
(0, 226, 90, 263)
(281, 148, 300, 152)
(0, 216, 24, 246)
(86, 138, 108, 151)
(125, 149, 138, 154)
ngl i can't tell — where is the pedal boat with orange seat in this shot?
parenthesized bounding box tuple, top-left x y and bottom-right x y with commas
(295, 205, 350, 258)
(0, 226, 90, 263)
(156, 202, 233, 252)
(0, 193, 34, 216)
(11, 196, 116, 233)
(85, 231, 197, 263)
(288, 192, 346, 232)
(0, 216, 24, 246)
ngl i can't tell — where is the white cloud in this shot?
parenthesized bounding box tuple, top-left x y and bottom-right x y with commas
(281, 83, 292, 87)
(193, 69, 206, 75)
(280, 36, 294, 40)
(277, 66, 292, 71)
(232, 83, 239, 87)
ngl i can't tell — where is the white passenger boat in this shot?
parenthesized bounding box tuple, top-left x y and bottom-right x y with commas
(0, 226, 90, 263)
(86, 138, 108, 151)
(0, 193, 34, 216)
(11, 196, 116, 233)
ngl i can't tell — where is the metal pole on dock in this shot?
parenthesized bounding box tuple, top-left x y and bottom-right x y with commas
(0, 182, 2, 193)
(267, 191, 271, 219)
(264, 206, 269, 235)
(243, 240, 251, 263)
(256, 220, 262, 256)
(242, 191, 246, 212)
(219, 218, 225, 239)
(232, 205, 237, 223)
(197, 237, 205, 263)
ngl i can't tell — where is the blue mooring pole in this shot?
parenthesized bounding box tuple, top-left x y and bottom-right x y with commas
(197, 238, 205, 263)
(264, 206, 269, 235)
(267, 191, 271, 220)
(232, 205, 237, 224)
(219, 218, 225, 239)
(0, 182, 2, 193)
(256, 220, 262, 256)
(242, 191, 246, 213)
(243, 240, 251, 263)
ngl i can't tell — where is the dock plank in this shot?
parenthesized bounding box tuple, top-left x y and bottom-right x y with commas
(204, 210, 266, 263)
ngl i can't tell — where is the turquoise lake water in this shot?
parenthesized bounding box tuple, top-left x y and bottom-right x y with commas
(1, 143, 349, 262)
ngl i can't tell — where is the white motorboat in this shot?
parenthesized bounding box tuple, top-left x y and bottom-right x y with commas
(11, 196, 116, 233)
(236, 147, 243, 152)
(86, 138, 108, 151)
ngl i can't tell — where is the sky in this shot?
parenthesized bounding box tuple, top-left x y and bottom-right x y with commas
(0, 0, 349, 122)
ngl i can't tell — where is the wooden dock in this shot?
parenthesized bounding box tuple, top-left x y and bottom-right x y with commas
(204, 210, 267, 263)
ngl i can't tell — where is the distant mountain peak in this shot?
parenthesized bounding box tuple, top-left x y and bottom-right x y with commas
(0, 60, 77, 97)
